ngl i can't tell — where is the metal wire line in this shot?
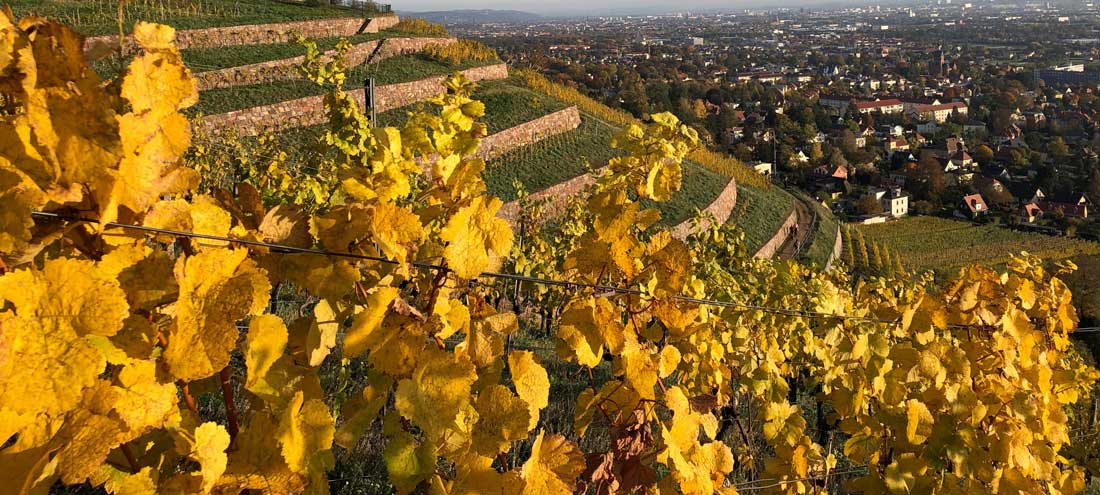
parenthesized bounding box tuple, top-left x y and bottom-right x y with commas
(27, 210, 1100, 334)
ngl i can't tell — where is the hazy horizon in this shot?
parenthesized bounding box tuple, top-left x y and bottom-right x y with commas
(397, 0, 891, 16)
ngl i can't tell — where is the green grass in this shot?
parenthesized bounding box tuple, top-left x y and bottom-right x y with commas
(376, 79, 569, 135)
(190, 54, 496, 116)
(728, 183, 795, 254)
(641, 164, 728, 227)
(7, 0, 379, 37)
(484, 116, 620, 203)
(858, 216, 1100, 274)
(796, 194, 841, 268)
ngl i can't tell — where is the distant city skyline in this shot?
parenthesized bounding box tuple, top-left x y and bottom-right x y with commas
(397, 0, 897, 17)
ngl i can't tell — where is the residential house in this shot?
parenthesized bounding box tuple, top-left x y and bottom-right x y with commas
(909, 101, 969, 123)
(959, 193, 989, 218)
(752, 162, 776, 176)
(868, 187, 910, 217)
(854, 98, 905, 115)
(1020, 203, 1044, 223)
(885, 135, 910, 155)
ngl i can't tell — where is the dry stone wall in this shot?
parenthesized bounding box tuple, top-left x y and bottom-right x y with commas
(195, 37, 455, 90)
(201, 63, 509, 136)
(670, 178, 738, 240)
(753, 208, 798, 259)
(497, 172, 597, 225)
(476, 107, 580, 162)
(85, 15, 399, 53)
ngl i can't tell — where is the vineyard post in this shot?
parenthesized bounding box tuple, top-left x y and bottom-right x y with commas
(365, 76, 377, 127)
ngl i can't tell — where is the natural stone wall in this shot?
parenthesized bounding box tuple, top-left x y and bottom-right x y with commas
(497, 172, 597, 225)
(476, 107, 580, 162)
(825, 225, 843, 271)
(85, 15, 400, 53)
(195, 37, 455, 90)
(201, 63, 509, 137)
(670, 178, 738, 240)
(753, 208, 798, 259)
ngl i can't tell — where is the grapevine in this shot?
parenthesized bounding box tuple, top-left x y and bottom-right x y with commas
(1, 15, 1098, 495)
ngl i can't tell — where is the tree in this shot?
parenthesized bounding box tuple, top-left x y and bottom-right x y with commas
(855, 195, 884, 216)
(1088, 166, 1100, 204)
(973, 144, 994, 166)
(1049, 137, 1070, 161)
(907, 152, 947, 202)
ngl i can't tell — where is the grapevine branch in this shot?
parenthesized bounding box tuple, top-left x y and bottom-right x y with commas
(28, 211, 1100, 334)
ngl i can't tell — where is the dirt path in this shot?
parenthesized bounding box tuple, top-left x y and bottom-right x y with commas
(776, 196, 815, 260)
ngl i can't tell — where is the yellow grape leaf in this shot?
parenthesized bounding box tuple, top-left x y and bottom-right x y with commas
(905, 399, 934, 445)
(557, 297, 625, 368)
(0, 166, 45, 256)
(884, 453, 926, 494)
(658, 345, 681, 378)
(449, 453, 525, 495)
(101, 466, 158, 495)
(368, 203, 423, 266)
(508, 351, 550, 431)
(164, 248, 270, 381)
(259, 204, 312, 249)
(245, 315, 291, 396)
(762, 401, 803, 446)
(216, 412, 306, 494)
(111, 360, 179, 433)
(677, 441, 734, 495)
(277, 391, 336, 475)
(104, 22, 199, 225)
(384, 430, 437, 495)
(431, 292, 470, 341)
(306, 300, 339, 367)
(193, 422, 230, 493)
(334, 371, 393, 449)
(520, 431, 584, 495)
(143, 196, 232, 248)
(344, 286, 400, 358)
(280, 254, 359, 302)
(645, 157, 682, 202)
(395, 348, 478, 447)
(617, 338, 661, 400)
(458, 312, 518, 368)
(471, 384, 531, 456)
(99, 243, 177, 311)
(0, 258, 128, 419)
(440, 196, 514, 279)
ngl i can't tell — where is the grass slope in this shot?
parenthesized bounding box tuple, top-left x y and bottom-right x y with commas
(9, 0, 374, 37)
(859, 216, 1100, 274)
(727, 184, 795, 254)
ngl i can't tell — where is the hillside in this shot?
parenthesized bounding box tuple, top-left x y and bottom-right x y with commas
(40, 0, 827, 260)
(6, 9, 1100, 495)
(858, 216, 1100, 274)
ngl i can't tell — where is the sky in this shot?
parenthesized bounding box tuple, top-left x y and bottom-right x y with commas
(398, 0, 869, 16)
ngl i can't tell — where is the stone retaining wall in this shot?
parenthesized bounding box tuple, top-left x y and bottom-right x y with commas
(824, 225, 843, 271)
(200, 63, 509, 137)
(85, 15, 399, 53)
(195, 37, 455, 90)
(497, 171, 597, 225)
(670, 178, 738, 240)
(476, 107, 581, 162)
(753, 208, 798, 259)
